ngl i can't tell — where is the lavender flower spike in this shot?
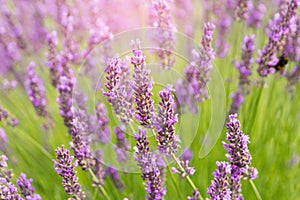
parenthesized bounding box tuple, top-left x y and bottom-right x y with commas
(0, 105, 18, 127)
(25, 62, 48, 117)
(134, 127, 166, 199)
(95, 103, 110, 144)
(0, 154, 22, 199)
(151, 0, 176, 69)
(257, 0, 298, 77)
(131, 40, 155, 128)
(17, 173, 41, 200)
(53, 145, 85, 199)
(234, 0, 250, 21)
(71, 108, 95, 171)
(223, 114, 258, 199)
(46, 31, 60, 87)
(114, 126, 130, 163)
(154, 85, 180, 156)
(207, 161, 231, 200)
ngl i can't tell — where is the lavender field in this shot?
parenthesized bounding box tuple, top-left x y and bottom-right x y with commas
(0, 0, 300, 199)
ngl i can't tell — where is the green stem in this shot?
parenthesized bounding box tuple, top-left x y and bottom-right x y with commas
(88, 169, 111, 200)
(171, 154, 204, 200)
(250, 180, 262, 200)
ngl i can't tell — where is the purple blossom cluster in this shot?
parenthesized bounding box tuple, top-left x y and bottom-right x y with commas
(106, 167, 124, 191)
(70, 108, 95, 171)
(208, 114, 258, 199)
(1, 155, 40, 199)
(0, 104, 18, 127)
(114, 126, 130, 163)
(103, 57, 134, 125)
(230, 35, 256, 114)
(131, 40, 155, 128)
(257, 0, 299, 77)
(53, 145, 86, 199)
(17, 173, 41, 200)
(95, 103, 111, 144)
(154, 85, 180, 156)
(25, 62, 48, 117)
(134, 128, 166, 199)
(176, 22, 215, 113)
(234, 0, 251, 21)
(207, 161, 231, 199)
(150, 0, 176, 69)
(247, 1, 266, 28)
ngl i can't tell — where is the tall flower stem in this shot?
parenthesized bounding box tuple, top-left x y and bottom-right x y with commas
(250, 180, 262, 200)
(88, 168, 111, 200)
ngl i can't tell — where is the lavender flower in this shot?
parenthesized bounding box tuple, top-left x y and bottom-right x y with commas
(56, 74, 74, 132)
(284, 16, 300, 62)
(95, 103, 111, 144)
(0, 154, 22, 200)
(0, 105, 18, 127)
(91, 150, 105, 188)
(53, 145, 85, 199)
(25, 62, 48, 117)
(70, 108, 95, 171)
(176, 22, 215, 112)
(131, 40, 155, 128)
(103, 57, 134, 125)
(154, 85, 180, 156)
(171, 159, 195, 177)
(16, 173, 41, 200)
(229, 91, 244, 115)
(187, 189, 200, 200)
(150, 0, 176, 69)
(230, 35, 255, 114)
(114, 126, 130, 163)
(134, 128, 166, 199)
(223, 114, 258, 198)
(207, 161, 231, 200)
(46, 31, 60, 87)
(106, 167, 124, 191)
(235, 35, 256, 89)
(234, 0, 250, 21)
(247, 1, 266, 28)
(257, 0, 298, 77)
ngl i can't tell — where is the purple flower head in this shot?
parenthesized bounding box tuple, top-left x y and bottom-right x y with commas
(103, 57, 134, 124)
(0, 182, 22, 200)
(235, 35, 256, 90)
(178, 22, 216, 109)
(70, 108, 95, 171)
(25, 61, 48, 117)
(95, 103, 111, 144)
(234, 0, 251, 21)
(131, 40, 155, 128)
(181, 148, 193, 161)
(46, 31, 60, 87)
(106, 167, 124, 190)
(53, 145, 85, 199)
(207, 161, 231, 200)
(154, 85, 180, 156)
(257, 0, 298, 77)
(134, 127, 166, 199)
(171, 159, 195, 177)
(92, 150, 106, 188)
(150, 0, 176, 69)
(223, 114, 252, 168)
(247, 2, 266, 28)
(16, 173, 41, 200)
(229, 91, 244, 115)
(114, 126, 130, 163)
(187, 189, 200, 200)
(0, 105, 18, 127)
(56, 74, 74, 132)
